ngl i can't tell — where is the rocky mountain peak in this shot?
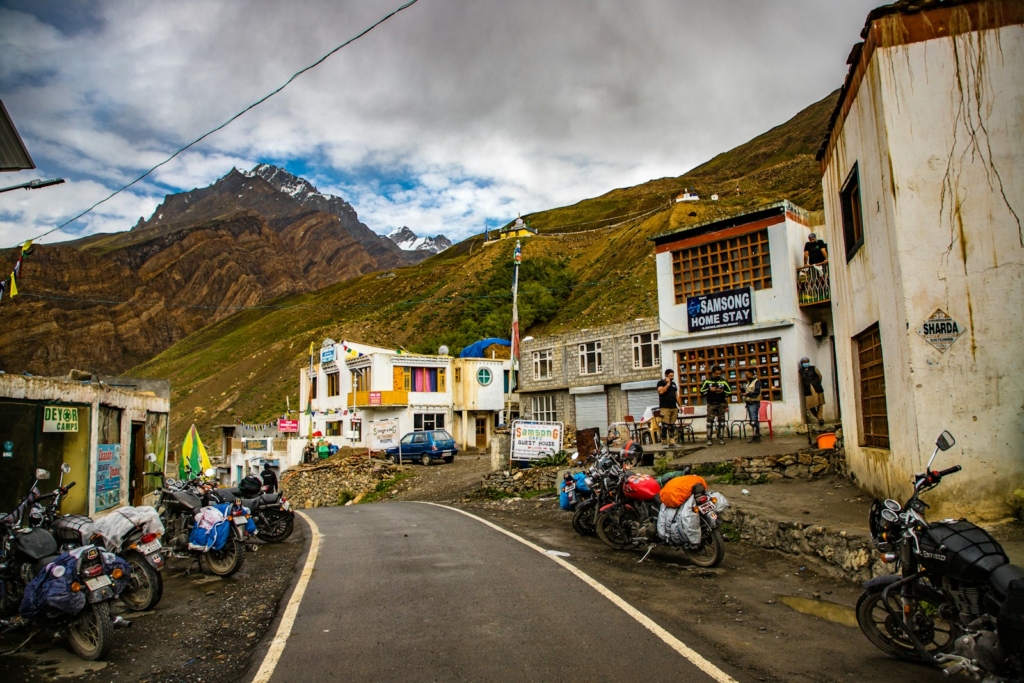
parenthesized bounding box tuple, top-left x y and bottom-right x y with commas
(386, 227, 452, 254)
(250, 164, 323, 203)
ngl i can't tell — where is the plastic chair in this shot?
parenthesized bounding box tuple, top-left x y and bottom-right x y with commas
(676, 406, 696, 443)
(623, 415, 642, 442)
(758, 401, 774, 439)
(728, 404, 749, 439)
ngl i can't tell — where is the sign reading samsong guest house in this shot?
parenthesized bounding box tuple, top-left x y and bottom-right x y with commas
(43, 406, 79, 432)
(511, 420, 564, 461)
(687, 287, 753, 332)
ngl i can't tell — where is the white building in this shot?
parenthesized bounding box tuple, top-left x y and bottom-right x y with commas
(817, 2, 1024, 519)
(451, 356, 513, 450)
(653, 201, 836, 430)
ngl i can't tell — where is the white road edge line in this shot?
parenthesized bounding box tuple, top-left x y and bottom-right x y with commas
(251, 511, 322, 683)
(416, 501, 738, 683)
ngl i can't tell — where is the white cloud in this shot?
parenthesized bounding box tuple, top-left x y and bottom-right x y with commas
(0, 0, 881, 244)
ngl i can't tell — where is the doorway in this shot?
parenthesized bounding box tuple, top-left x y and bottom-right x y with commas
(475, 417, 488, 449)
(129, 422, 146, 506)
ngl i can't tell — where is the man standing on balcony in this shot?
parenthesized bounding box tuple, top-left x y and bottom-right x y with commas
(803, 233, 828, 266)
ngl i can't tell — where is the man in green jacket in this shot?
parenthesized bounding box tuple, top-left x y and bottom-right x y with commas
(700, 366, 732, 446)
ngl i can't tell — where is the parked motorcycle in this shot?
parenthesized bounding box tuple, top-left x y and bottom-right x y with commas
(594, 452, 726, 568)
(151, 468, 246, 577)
(857, 431, 1024, 680)
(567, 450, 622, 537)
(0, 469, 127, 660)
(33, 462, 165, 612)
(203, 475, 294, 543)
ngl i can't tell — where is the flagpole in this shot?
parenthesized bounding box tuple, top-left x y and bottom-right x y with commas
(507, 240, 521, 469)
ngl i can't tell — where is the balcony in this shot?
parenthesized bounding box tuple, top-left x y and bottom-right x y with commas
(348, 390, 409, 408)
(797, 263, 830, 307)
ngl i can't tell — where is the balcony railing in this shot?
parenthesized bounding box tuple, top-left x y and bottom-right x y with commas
(348, 390, 409, 408)
(797, 263, 830, 306)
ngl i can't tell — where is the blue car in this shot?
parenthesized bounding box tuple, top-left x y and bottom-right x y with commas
(385, 430, 458, 465)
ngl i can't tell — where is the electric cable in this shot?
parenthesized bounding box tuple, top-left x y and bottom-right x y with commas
(6, 0, 421, 250)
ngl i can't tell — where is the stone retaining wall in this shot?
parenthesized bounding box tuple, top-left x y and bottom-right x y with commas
(281, 456, 404, 508)
(730, 447, 845, 481)
(719, 506, 886, 582)
(481, 467, 559, 494)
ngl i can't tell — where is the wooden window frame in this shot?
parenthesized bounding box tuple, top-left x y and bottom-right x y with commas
(533, 349, 553, 379)
(672, 229, 772, 303)
(840, 162, 865, 261)
(632, 332, 660, 369)
(855, 323, 889, 449)
(674, 338, 783, 406)
(579, 341, 603, 375)
(326, 372, 340, 397)
(351, 367, 370, 393)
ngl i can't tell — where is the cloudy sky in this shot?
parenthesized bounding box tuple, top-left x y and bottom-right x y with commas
(0, 0, 880, 247)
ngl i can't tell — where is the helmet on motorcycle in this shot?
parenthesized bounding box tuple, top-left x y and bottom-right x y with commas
(239, 474, 263, 497)
(621, 440, 643, 465)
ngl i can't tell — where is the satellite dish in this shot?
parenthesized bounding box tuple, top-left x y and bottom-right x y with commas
(322, 338, 336, 347)
(438, 345, 450, 356)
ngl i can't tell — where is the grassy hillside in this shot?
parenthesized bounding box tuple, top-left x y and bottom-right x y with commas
(132, 90, 837, 448)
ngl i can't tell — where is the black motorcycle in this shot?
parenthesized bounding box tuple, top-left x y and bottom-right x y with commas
(0, 469, 125, 660)
(857, 431, 1023, 680)
(36, 463, 165, 612)
(203, 475, 294, 544)
(150, 470, 245, 577)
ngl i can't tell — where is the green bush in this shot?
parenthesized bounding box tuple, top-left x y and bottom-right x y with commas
(531, 450, 571, 468)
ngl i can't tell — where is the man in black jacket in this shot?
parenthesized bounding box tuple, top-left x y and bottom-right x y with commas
(700, 366, 732, 445)
(260, 463, 279, 493)
(656, 369, 683, 445)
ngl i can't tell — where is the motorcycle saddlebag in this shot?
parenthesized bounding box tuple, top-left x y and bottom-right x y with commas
(239, 475, 263, 497)
(13, 528, 60, 561)
(919, 520, 1007, 582)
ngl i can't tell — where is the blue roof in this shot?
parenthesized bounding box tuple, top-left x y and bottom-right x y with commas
(459, 338, 511, 358)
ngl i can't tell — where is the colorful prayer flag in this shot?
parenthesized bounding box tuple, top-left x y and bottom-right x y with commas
(179, 424, 212, 480)
(9, 272, 17, 297)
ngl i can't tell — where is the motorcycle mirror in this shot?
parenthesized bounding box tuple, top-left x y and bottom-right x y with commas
(205, 467, 217, 477)
(936, 431, 955, 452)
(35, 468, 51, 480)
(145, 452, 157, 463)
(60, 463, 71, 474)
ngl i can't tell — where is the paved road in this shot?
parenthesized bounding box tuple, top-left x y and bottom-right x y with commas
(264, 502, 729, 683)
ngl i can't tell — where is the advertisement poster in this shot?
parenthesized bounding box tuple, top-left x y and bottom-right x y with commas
(370, 419, 400, 451)
(917, 309, 962, 352)
(43, 406, 79, 433)
(511, 420, 564, 461)
(686, 287, 753, 332)
(320, 346, 336, 365)
(278, 419, 299, 433)
(95, 444, 121, 512)
(244, 439, 268, 451)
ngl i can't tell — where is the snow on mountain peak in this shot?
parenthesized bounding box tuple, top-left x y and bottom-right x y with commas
(386, 227, 452, 254)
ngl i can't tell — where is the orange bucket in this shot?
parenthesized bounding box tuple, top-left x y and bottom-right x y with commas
(816, 432, 837, 449)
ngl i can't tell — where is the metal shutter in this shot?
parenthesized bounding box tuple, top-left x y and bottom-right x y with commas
(574, 393, 608, 434)
(627, 389, 660, 420)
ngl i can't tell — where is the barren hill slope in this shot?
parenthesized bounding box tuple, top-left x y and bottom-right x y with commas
(130, 90, 838, 446)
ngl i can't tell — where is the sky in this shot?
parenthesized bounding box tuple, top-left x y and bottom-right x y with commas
(0, 0, 881, 247)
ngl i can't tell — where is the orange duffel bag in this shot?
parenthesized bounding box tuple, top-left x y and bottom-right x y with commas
(659, 474, 708, 508)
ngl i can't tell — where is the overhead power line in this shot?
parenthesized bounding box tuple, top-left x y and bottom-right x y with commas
(8, 0, 421, 250)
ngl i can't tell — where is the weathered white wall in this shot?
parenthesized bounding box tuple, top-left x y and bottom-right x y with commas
(823, 24, 1024, 519)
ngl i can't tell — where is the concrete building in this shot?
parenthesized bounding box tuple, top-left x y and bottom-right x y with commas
(451, 356, 513, 450)
(485, 215, 538, 242)
(216, 422, 293, 486)
(817, 1, 1024, 519)
(0, 373, 170, 517)
(518, 318, 664, 434)
(652, 201, 836, 431)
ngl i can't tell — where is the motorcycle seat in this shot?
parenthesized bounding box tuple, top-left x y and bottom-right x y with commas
(990, 563, 1024, 599)
(33, 554, 61, 576)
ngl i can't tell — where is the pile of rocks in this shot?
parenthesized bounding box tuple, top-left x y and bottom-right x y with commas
(730, 448, 844, 481)
(719, 506, 884, 582)
(481, 467, 559, 494)
(281, 456, 404, 509)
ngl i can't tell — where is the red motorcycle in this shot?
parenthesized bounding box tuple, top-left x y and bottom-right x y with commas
(595, 464, 726, 568)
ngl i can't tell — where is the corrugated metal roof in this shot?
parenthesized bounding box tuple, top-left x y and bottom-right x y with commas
(0, 100, 35, 171)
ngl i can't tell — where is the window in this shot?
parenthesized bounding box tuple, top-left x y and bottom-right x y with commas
(326, 421, 341, 436)
(632, 333, 661, 369)
(841, 163, 864, 260)
(351, 367, 370, 392)
(477, 368, 492, 386)
(579, 341, 602, 375)
(856, 324, 889, 449)
(672, 229, 772, 303)
(532, 395, 558, 422)
(401, 433, 415, 445)
(326, 372, 340, 397)
(454, 367, 462, 383)
(438, 368, 446, 392)
(402, 367, 445, 392)
(433, 430, 453, 441)
(414, 413, 445, 431)
(533, 350, 553, 379)
(675, 339, 783, 405)
(310, 375, 318, 400)
(413, 433, 428, 444)
(476, 420, 486, 436)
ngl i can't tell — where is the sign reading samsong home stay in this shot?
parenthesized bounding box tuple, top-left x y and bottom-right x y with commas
(686, 287, 753, 332)
(917, 309, 962, 352)
(511, 420, 563, 461)
(43, 406, 79, 432)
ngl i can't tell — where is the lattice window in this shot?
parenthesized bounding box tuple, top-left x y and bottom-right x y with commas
(326, 372, 340, 397)
(632, 332, 660, 369)
(856, 324, 889, 449)
(579, 341, 602, 375)
(672, 229, 772, 303)
(533, 350, 553, 379)
(675, 339, 782, 405)
(531, 395, 557, 422)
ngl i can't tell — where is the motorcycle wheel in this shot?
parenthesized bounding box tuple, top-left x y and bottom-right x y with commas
(683, 519, 725, 568)
(67, 601, 113, 661)
(596, 508, 639, 550)
(572, 499, 597, 536)
(855, 587, 958, 663)
(120, 551, 163, 611)
(256, 510, 295, 543)
(205, 538, 244, 577)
